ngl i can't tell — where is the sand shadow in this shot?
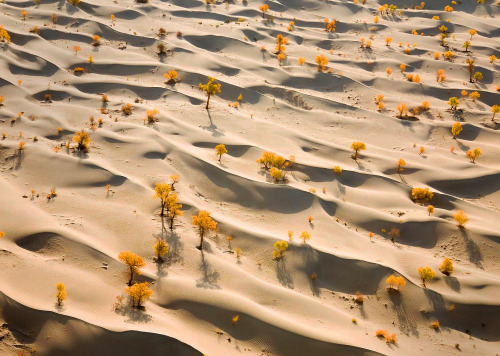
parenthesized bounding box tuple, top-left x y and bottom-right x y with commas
(423, 288, 446, 312)
(444, 275, 461, 292)
(275, 258, 294, 289)
(115, 305, 153, 324)
(196, 251, 220, 289)
(459, 228, 483, 268)
(201, 109, 223, 137)
(388, 292, 419, 336)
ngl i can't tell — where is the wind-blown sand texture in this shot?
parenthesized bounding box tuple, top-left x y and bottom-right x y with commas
(1, 0, 500, 355)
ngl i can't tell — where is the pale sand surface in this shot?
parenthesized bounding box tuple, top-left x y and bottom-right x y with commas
(0, 0, 499, 355)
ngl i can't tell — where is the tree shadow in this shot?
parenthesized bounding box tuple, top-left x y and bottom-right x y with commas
(388, 292, 419, 336)
(196, 251, 220, 289)
(423, 288, 446, 312)
(275, 258, 294, 288)
(115, 305, 153, 324)
(459, 228, 483, 268)
(444, 275, 461, 292)
(201, 109, 223, 137)
(300, 244, 321, 296)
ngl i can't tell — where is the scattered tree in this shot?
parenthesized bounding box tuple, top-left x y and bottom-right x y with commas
(166, 192, 183, 230)
(386, 275, 406, 292)
(447, 97, 460, 110)
(300, 231, 310, 244)
(492, 105, 500, 121)
(258, 4, 269, 18)
(126, 282, 153, 308)
(451, 122, 462, 138)
(56, 283, 67, 306)
(215, 144, 227, 162)
(466, 148, 481, 163)
(427, 205, 434, 216)
(118, 251, 146, 286)
(153, 240, 169, 262)
(453, 210, 468, 227)
(397, 158, 406, 173)
(192, 210, 217, 250)
(154, 183, 171, 216)
(439, 257, 453, 275)
(350, 141, 366, 160)
(418, 266, 435, 287)
(199, 77, 221, 110)
(273, 240, 288, 259)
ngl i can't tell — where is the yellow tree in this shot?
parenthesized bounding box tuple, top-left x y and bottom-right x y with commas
(275, 34, 288, 55)
(215, 144, 227, 162)
(154, 183, 171, 216)
(166, 192, 183, 230)
(258, 4, 269, 18)
(417, 266, 435, 287)
(56, 283, 67, 306)
(466, 148, 481, 163)
(492, 105, 500, 121)
(411, 187, 433, 202)
(315, 55, 328, 71)
(454, 210, 468, 227)
(300, 231, 311, 244)
(350, 141, 366, 160)
(447, 97, 460, 110)
(153, 240, 169, 262)
(451, 122, 462, 138)
(199, 76, 221, 110)
(192, 210, 217, 250)
(170, 174, 180, 190)
(118, 251, 146, 286)
(273, 240, 288, 259)
(397, 158, 406, 173)
(126, 282, 153, 308)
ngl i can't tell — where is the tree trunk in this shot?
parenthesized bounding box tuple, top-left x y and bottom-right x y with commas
(170, 216, 174, 230)
(160, 201, 165, 216)
(206, 94, 211, 110)
(422, 279, 426, 288)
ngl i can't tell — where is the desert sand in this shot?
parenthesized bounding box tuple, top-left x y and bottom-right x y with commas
(1, 0, 500, 355)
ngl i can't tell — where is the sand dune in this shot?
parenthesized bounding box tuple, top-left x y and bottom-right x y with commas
(1, 0, 500, 355)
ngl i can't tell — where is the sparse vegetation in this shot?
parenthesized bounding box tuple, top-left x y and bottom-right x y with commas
(56, 283, 67, 306)
(118, 251, 146, 286)
(192, 210, 217, 250)
(439, 257, 453, 275)
(454, 210, 468, 227)
(418, 266, 435, 287)
(126, 282, 153, 308)
(199, 77, 221, 110)
(350, 141, 366, 160)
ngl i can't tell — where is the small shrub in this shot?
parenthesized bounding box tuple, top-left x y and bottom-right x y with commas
(453, 210, 468, 227)
(273, 240, 288, 259)
(153, 240, 168, 262)
(427, 205, 434, 216)
(333, 166, 342, 174)
(447, 97, 459, 110)
(411, 187, 433, 202)
(439, 257, 453, 275)
(146, 109, 159, 123)
(121, 103, 133, 115)
(431, 320, 440, 330)
(73, 131, 90, 151)
(466, 148, 481, 163)
(315, 55, 328, 71)
(56, 283, 67, 306)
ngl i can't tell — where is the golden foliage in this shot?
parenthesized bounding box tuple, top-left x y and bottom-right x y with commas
(454, 210, 468, 227)
(466, 148, 481, 163)
(350, 141, 366, 160)
(118, 251, 145, 285)
(199, 77, 221, 109)
(439, 257, 453, 275)
(273, 240, 288, 259)
(427, 205, 434, 215)
(418, 266, 435, 286)
(300, 231, 311, 244)
(451, 122, 462, 138)
(126, 282, 153, 308)
(154, 240, 169, 260)
(73, 131, 90, 151)
(215, 144, 227, 162)
(0, 26, 11, 43)
(56, 283, 67, 305)
(192, 210, 217, 250)
(411, 187, 433, 202)
(315, 55, 328, 71)
(386, 275, 406, 291)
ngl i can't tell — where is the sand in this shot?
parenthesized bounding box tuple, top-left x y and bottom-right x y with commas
(0, 0, 499, 355)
